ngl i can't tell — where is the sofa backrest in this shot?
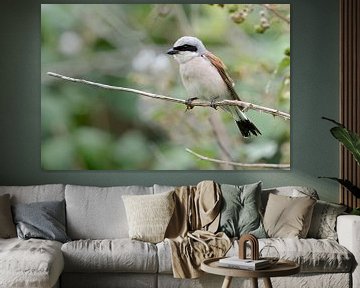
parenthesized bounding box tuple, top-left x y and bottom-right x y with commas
(65, 184, 154, 240)
(261, 186, 319, 212)
(0, 184, 65, 204)
(0, 184, 321, 240)
(153, 184, 176, 194)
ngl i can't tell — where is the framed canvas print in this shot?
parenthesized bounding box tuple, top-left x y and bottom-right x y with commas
(41, 4, 290, 170)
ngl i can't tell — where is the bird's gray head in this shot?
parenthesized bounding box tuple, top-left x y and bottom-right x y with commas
(167, 36, 207, 64)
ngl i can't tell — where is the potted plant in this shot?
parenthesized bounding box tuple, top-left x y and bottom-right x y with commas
(320, 117, 360, 215)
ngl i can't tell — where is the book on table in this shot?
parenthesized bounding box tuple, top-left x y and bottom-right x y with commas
(218, 257, 271, 270)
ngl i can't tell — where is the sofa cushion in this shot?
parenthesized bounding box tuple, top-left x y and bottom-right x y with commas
(158, 237, 353, 274)
(0, 194, 16, 238)
(156, 240, 173, 274)
(263, 193, 316, 238)
(122, 191, 175, 243)
(260, 238, 353, 273)
(0, 238, 64, 288)
(0, 184, 65, 204)
(61, 239, 158, 273)
(12, 200, 70, 243)
(65, 185, 153, 239)
(218, 182, 266, 238)
(307, 200, 347, 240)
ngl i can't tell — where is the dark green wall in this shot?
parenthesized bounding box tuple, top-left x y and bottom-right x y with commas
(0, 0, 340, 202)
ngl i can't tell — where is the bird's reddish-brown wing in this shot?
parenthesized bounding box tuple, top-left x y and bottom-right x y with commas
(204, 51, 241, 101)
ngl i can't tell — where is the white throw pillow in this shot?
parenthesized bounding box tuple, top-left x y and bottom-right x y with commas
(122, 191, 175, 243)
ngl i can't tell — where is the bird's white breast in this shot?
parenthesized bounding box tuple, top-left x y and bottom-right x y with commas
(179, 56, 229, 101)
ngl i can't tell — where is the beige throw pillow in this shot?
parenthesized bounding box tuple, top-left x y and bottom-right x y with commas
(0, 194, 17, 238)
(263, 193, 316, 238)
(122, 191, 175, 243)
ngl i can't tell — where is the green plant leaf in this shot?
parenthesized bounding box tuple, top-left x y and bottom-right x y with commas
(330, 127, 360, 165)
(351, 208, 360, 215)
(322, 117, 360, 165)
(322, 117, 343, 126)
(319, 177, 360, 198)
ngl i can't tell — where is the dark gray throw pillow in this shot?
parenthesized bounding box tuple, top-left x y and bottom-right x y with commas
(218, 182, 266, 238)
(12, 200, 70, 243)
(0, 194, 17, 238)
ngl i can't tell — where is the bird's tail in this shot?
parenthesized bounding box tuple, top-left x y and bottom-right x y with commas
(236, 119, 261, 137)
(234, 107, 261, 137)
(221, 106, 261, 137)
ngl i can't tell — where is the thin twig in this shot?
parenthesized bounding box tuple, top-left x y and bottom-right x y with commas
(208, 115, 236, 169)
(261, 4, 290, 25)
(185, 148, 290, 169)
(47, 72, 290, 120)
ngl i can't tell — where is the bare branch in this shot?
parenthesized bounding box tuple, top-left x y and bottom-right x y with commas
(261, 4, 290, 25)
(47, 72, 290, 120)
(186, 148, 290, 170)
(208, 115, 236, 170)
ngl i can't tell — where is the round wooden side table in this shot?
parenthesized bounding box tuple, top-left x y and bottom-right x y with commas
(201, 257, 300, 288)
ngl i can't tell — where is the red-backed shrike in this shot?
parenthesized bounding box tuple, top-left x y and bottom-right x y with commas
(167, 36, 261, 137)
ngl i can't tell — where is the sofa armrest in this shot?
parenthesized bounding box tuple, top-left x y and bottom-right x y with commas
(337, 215, 360, 288)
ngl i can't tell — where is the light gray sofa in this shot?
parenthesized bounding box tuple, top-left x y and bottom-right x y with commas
(0, 184, 359, 288)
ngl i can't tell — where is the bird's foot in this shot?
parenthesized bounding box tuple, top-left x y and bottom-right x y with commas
(185, 97, 199, 111)
(210, 99, 218, 110)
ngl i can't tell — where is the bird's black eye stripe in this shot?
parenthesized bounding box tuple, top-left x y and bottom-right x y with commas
(173, 44, 198, 52)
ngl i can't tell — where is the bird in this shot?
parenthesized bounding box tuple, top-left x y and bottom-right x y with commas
(167, 36, 261, 137)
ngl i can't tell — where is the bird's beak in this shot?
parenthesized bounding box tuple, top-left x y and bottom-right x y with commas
(167, 48, 178, 55)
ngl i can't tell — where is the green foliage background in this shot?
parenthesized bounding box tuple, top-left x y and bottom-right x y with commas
(41, 4, 290, 170)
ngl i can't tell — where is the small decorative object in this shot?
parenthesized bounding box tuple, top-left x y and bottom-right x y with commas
(259, 244, 280, 264)
(238, 234, 259, 260)
(238, 234, 279, 266)
(218, 256, 271, 270)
